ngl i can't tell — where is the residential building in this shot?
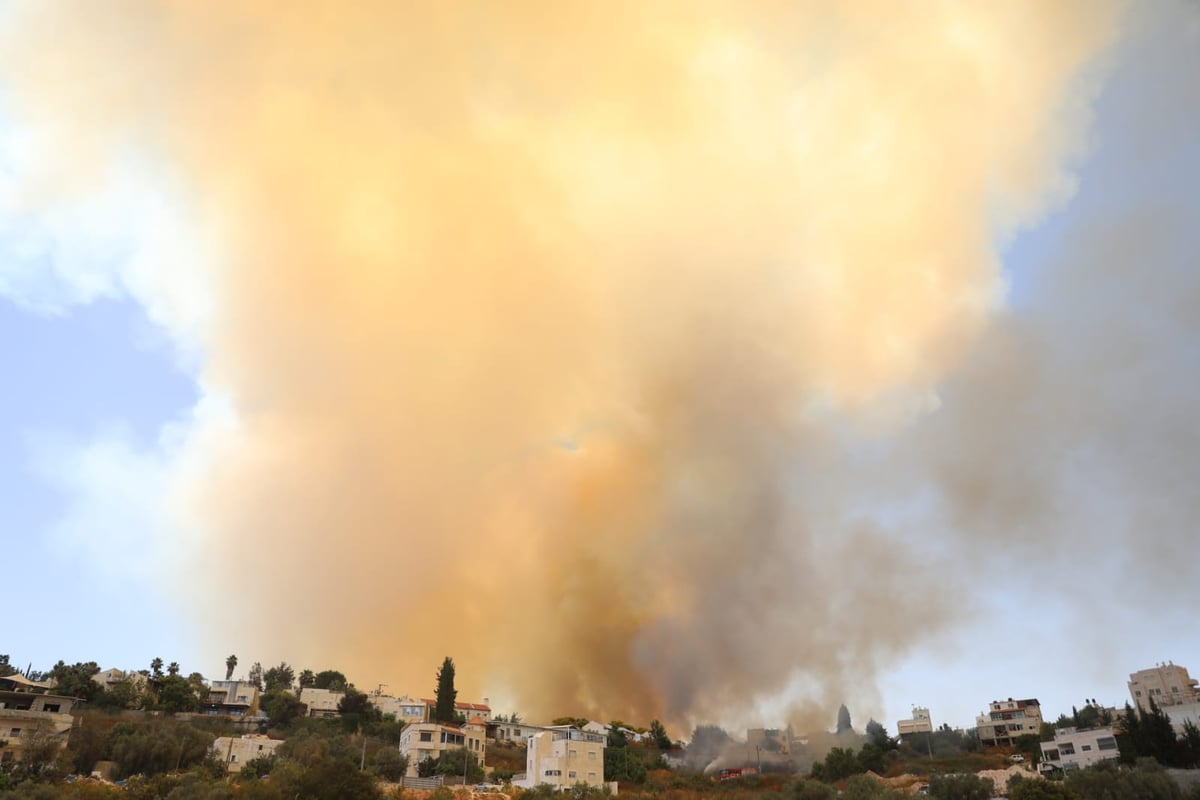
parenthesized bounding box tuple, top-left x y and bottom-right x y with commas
(204, 681, 260, 717)
(976, 698, 1042, 747)
(1039, 726, 1120, 774)
(518, 726, 606, 790)
(1128, 663, 1199, 713)
(420, 697, 492, 722)
(0, 685, 80, 766)
(897, 708, 933, 738)
(91, 668, 147, 692)
(370, 693, 426, 722)
(490, 720, 549, 743)
(399, 718, 488, 777)
(299, 687, 344, 718)
(581, 721, 609, 737)
(212, 734, 285, 773)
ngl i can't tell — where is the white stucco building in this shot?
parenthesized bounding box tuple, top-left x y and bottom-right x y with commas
(1039, 726, 1120, 774)
(399, 718, 487, 777)
(298, 687, 344, 718)
(898, 707, 933, 737)
(517, 726, 607, 790)
(213, 734, 285, 772)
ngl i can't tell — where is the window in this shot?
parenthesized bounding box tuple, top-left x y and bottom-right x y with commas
(1136, 691, 1143, 697)
(8, 729, 20, 738)
(569, 749, 577, 758)
(569, 772, 577, 779)
(588, 773, 597, 781)
(1059, 743, 1075, 756)
(1097, 737, 1118, 751)
(42, 704, 60, 713)
(545, 770, 561, 777)
(588, 751, 597, 760)
(420, 732, 433, 742)
(230, 755, 238, 763)
(1081, 745, 1092, 751)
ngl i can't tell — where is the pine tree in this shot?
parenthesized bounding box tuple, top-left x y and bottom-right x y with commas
(836, 704, 853, 734)
(435, 657, 457, 722)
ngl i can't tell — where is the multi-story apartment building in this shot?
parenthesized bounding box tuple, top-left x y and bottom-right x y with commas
(897, 707, 933, 737)
(492, 720, 549, 743)
(298, 687, 344, 718)
(399, 718, 487, 777)
(519, 726, 607, 790)
(1039, 726, 1120, 774)
(1128, 663, 1199, 712)
(204, 680, 260, 717)
(369, 693, 426, 722)
(976, 698, 1042, 747)
(0, 684, 79, 767)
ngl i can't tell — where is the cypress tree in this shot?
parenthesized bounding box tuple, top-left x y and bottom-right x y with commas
(435, 656, 458, 722)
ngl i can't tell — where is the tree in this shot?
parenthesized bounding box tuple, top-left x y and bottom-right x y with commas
(649, 720, 672, 749)
(46, 660, 102, 703)
(434, 657, 457, 723)
(0, 655, 16, 677)
(157, 674, 203, 713)
(812, 747, 862, 782)
(844, 774, 908, 800)
(248, 662, 264, 691)
(262, 691, 307, 727)
(607, 722, 628, 748)
(603, 744, 647, 784)
(298, 669, 316, 689)
(1065, 759, 1184, 800)
(167, 662, 180, 677)
(858, 742, 885, 774)
(94, 678, 144, 710)
(866, 719, 897, 752)
(436, 748, 484, 783)
(373, 748, 409, 781)
(1014, 733, 1042, 766)
(150, 658, 164, 680)
(1008, 774, 1074, 800)
(794, 779, 838, 800)
(313, 670, 348, 692)
(293, 755, 381, 800)
(1181, 719, 1200, 768)
(225, 655, 238, 681)
(263, 662, 295, 694)
(836, 705, 854, 734)
(927, 772, 994, 800)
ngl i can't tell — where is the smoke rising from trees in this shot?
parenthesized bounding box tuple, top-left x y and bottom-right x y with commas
(2, 0, 1195, 733)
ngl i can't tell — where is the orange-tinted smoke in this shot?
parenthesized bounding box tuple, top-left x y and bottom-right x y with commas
(0, 0, 1121, 728)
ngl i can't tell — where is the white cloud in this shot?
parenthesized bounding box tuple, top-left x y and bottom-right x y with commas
(0, 113, 214, 365)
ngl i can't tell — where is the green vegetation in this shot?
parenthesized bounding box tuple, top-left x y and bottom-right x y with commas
(434, 656, 457, 723)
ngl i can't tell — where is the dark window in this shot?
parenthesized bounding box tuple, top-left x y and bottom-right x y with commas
(1097, 737, 1118, 751)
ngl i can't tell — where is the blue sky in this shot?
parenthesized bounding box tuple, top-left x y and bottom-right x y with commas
(0, 2, 1197, 735)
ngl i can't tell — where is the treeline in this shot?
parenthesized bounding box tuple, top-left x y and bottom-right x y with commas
(1115, 701, 1200, 769)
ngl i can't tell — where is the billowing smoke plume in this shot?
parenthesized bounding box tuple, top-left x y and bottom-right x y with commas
(0, 1, 1135, 728)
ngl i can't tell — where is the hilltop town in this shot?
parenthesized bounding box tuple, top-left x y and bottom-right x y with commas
(2, 653, 1200, 799)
